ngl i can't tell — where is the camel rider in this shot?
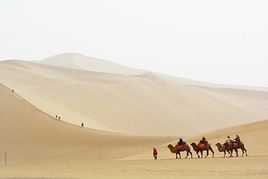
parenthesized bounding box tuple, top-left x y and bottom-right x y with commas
(234, 135, 241, 143)
(177, 138, 186, 146)
(226, 136, 233, 144)
(200, 136, 208, 145)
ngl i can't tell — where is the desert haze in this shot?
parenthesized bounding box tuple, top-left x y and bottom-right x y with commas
(0, 53, 268, 178)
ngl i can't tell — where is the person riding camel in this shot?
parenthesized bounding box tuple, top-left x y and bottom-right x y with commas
(177, 138, 186, 146)
(200, 136, 208, 145)
(234, 135, 241, 143)
(224, 136, 234, 148)
(226, 136, 233, 144)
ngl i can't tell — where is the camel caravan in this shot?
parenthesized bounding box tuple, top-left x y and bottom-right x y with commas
(165, 135, 247, 159)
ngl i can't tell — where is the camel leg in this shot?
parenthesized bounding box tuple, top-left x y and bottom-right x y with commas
(230, 149, 233, 157)
(224, 150, 226, 158)
(179, 152, 181, 159)
(241, 148, 244, 157)
(176, 152, 178, 159)
(205, 150, 209, 158)
(196, 151, 200, 158)
(190, 151, 193, 158)
(244, 148, 248, 156)
(210, 148, 214, 158)
(235, 149, 238, 157)
(201, 151, 203, 158)
(185, 151, 189, 159)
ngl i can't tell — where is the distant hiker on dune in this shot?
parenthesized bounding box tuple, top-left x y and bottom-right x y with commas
(153, 147, 158, 160)
(81, 123, 84, 127)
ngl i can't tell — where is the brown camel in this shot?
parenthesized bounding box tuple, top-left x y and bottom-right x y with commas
(215, 143, 231, 157)
(226, 142, 248, 157)
(191, 142, 214, 158)
(167, 144, 193, 159)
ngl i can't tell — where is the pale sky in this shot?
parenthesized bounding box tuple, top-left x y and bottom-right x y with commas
(1, 0, 268, 87)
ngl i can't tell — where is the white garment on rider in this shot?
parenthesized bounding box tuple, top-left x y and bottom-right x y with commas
(226, 138, 232, 143)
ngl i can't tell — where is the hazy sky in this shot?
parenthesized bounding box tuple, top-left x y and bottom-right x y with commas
(1, 0, 268, 87)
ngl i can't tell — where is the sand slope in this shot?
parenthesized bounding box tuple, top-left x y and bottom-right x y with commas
(0, 59, 268, 135)
(0, 83, 173, 166)
(0, 86, 267, 178)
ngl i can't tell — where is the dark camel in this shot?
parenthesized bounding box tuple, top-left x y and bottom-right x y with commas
(191, 142, 214, 158)
(167, 144, 193, 159)
(226, 142, 248, 157)
(215, 143, 231, 157)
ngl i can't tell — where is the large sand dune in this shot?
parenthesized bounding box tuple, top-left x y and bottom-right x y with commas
(0, 83, 173, 166)
(0, 56, 268, 135)
(0, 82, 267, 178)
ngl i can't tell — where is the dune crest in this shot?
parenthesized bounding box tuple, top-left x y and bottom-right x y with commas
(39, 52, 144, 75)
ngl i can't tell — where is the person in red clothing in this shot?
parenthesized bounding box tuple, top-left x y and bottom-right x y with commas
(153, 147, 158, 160)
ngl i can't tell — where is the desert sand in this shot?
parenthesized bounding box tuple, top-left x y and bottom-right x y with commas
(0, 82, 267, 178)
(0, 54, 268, 136)
(0, 54, 268, 178)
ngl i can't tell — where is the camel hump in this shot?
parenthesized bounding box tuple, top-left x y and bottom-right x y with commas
(198, 143, 206, 149)
(176, 144, 186, 149)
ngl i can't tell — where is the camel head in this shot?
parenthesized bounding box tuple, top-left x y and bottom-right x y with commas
(167, 144, 173, 149)
(215, 143, 223, 149)
(167, 144, 176, 153)
(215, 143, 221, 147)
(191, 142, 197, 148)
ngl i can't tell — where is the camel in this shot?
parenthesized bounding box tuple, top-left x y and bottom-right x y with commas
(191, 142, 214, 158)
(226, 142, 248, 157)
(215, 143, 231, 157)
(167, 144, 193, 159)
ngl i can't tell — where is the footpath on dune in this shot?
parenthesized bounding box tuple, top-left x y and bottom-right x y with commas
(0, 83, 174, 166)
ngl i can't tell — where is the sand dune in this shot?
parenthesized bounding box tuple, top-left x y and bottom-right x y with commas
(0, 83, 174, 166)
(0, 83, 267, 178)
(0, 58, 268, 136)
(39, 52, 144, 75)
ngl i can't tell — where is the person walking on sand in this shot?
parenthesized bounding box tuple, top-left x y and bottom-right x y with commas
(153, 147, 158, 160)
